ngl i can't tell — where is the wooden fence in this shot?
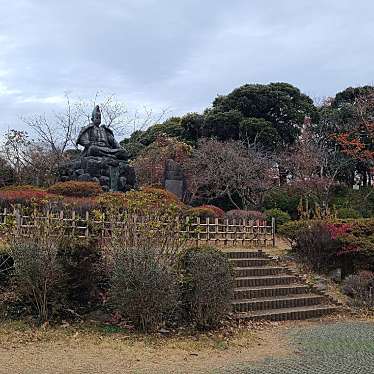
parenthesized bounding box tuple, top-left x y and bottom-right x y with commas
(0, 208, 275, 247)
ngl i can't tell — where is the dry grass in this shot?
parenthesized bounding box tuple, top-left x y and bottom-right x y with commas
(0, 321, 292, 374)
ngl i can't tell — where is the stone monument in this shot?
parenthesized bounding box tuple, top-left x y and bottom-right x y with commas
(163, 159, 186, 200)
(59, 105, 136, 192)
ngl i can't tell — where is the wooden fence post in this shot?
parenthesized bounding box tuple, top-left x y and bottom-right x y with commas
(14, 208, 21, 228)
(196, 216, 201, 247)
(85, 211, 89, 238)
(272, 217, 276, 247)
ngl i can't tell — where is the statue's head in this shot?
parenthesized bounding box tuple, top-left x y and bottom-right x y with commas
(91, 105, 101, 126)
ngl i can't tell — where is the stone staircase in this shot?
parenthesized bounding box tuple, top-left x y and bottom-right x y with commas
(228, 250, 338, 321)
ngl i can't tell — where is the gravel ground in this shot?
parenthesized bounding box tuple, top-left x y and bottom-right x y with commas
(222, 321, 374, 374)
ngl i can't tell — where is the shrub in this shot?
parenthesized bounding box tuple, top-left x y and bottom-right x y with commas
(342, 271, 374, 307)
(95, 192, 128, 212)
(263, 187, 301, 218)
(336, 219, 374, 271)
(7, 224, 65, 323)
(48, 181, 103, 197)
(330, 186, 374, 218)
(337, 208, 362, 219)
(0, 185, 45, 192)
(60, 196, 98, 213)
(97, 187, 186, 216)
(179, 246, 234, 329)
(264, 208, 291, 227)
(292, 222, 340, 272)
(58, 238, 105, 310)
(187, 206, 223, 219)
(0, 253, 12, 285)
(284, 219, 374, 274)
(109, 245, 179, 331)
(199, 205, 225, 217)
(105, 210, 185, 331)
(277, 220, 312, 241)
(225, 210, 265, 221)
(0, 189, 56, 209)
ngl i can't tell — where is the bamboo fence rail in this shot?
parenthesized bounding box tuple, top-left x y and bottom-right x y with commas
(0, 208, 275, 247)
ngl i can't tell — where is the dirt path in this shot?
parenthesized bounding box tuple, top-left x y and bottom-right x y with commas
(0, 323, 292, 374)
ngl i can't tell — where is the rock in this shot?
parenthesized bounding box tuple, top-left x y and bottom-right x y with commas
(99, 176, 110, 186)
(86, 310, 111, 323)
(119, 176, 127, 189)
(87, 158, 102, 177)
(163, 159, 186, 199)
(78, 173, 92, 182)
(73, 159, 82, 169)
(74, 168, 85, 176)
(165, 179, 184, 199)
(59, 157, 136, 193)
(314, 280, 327, 292)
(329, 268, 342, 282)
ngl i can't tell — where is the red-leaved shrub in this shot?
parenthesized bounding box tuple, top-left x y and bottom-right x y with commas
(48, 181, 103, 197)
(198, 205, 224, 218)
(0, 189, 56, 208)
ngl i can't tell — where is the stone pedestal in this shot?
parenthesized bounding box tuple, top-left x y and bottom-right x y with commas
(59, 156, 136, 192)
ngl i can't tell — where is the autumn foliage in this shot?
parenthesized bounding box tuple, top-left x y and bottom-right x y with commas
(333, 94, 374, 161)
(47, 181, 103, 197)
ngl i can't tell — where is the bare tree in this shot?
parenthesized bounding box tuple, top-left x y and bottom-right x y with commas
(184, 139, 276, 209)
(1, 130, 60, 185)
(279, 128, 353, 206)
(75, 91, 170, 138)
(21, 93, 80, 158)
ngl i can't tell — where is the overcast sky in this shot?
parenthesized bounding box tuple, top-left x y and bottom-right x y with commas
(1, 0, 374, 135)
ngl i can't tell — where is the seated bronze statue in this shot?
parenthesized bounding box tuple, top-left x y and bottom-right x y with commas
(76, 105, 128, 160)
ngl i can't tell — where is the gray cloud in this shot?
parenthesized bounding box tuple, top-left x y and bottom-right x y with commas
(1, 0, 374, 133)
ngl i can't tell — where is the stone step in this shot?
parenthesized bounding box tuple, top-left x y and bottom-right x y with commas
(226, 251, 269, 259)
(236, 305, 337, 321)
(234, 266, 284, 277)
(235, 275, 297, 288)
(229, 258, 272, 267)
(232, 294, 324, 312)
(233, 284, 311, 300)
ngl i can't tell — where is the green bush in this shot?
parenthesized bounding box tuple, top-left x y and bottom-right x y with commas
(337, 207, 362, 219)
(264, 208, 291, 228)
(277, 220, 313, 241)
(263, 187, 300, 218)
(179, 246, 234, 329)
(330, 186, 374, 218)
